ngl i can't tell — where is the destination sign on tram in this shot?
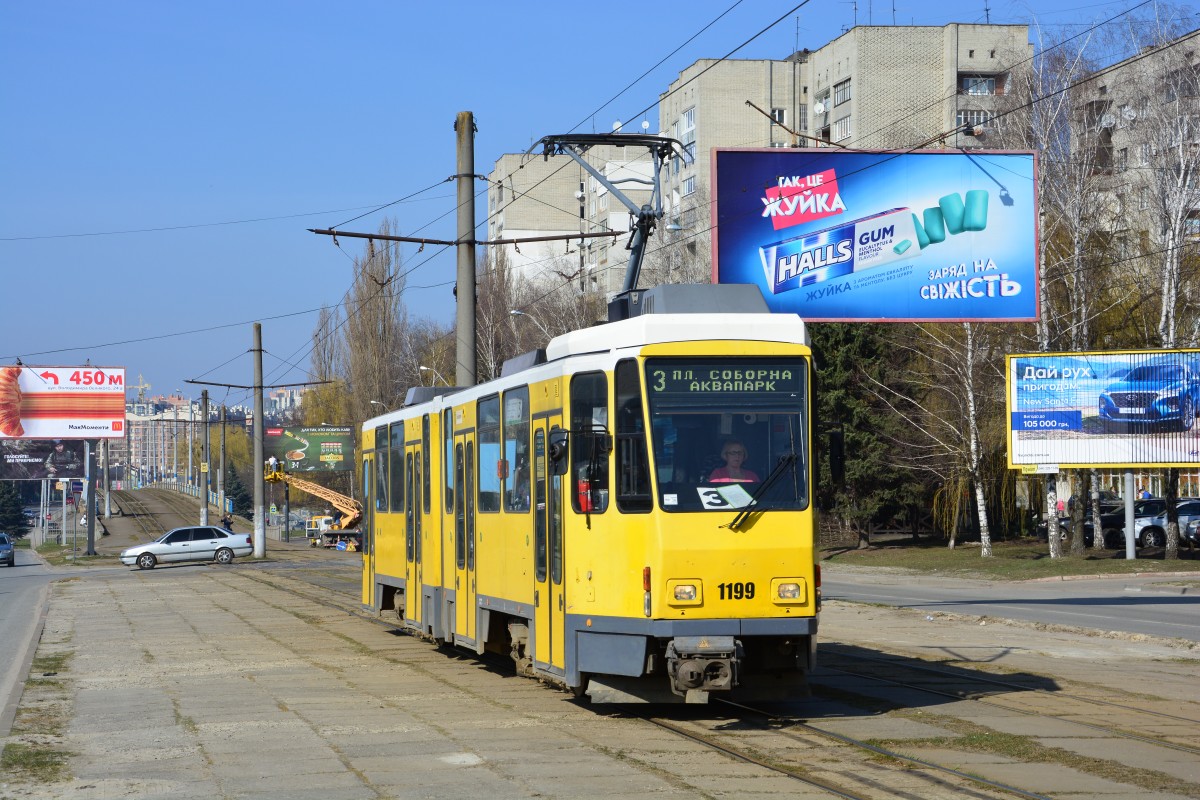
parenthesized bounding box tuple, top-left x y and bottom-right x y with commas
(646, 360, 804, 397)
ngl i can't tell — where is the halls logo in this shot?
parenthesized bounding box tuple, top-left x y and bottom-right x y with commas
(761, 168, 845, 231)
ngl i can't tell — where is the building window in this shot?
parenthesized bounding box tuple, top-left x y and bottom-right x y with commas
(798, 104, 808, 131)
(1139, 189, 1150, 211)
(961, 74, 997, 95)
(770, 107, 786, 124)
(683, 176, 696, 195)
(1186, 211, 1200, 237)
(956, 109, 992, 131)
(680, 106, 696, 163)
(833, 116, 851, 142)
(1116, 147, 1128, 172)
(833, 79, 851, 106)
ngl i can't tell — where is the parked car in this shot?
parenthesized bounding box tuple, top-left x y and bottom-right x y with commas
(119, 526, 251, 570)
(0, 533, 14, 567)
(1184, 518, 1200, 546)
(1098, 356, 1200, 431)
(1132, 499, 1200, 547)
(1058, 497, 1169, 548)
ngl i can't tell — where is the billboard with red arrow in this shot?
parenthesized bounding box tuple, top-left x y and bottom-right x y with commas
(0, 366, 126, 439)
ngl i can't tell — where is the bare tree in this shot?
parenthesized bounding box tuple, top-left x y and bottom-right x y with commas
(866, 322, 1008, 555)
(641, 186, 714, 287)
(341, 219, 411, 417)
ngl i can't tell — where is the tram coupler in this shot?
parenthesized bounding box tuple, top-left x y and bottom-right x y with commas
(666, 636, 740, 701)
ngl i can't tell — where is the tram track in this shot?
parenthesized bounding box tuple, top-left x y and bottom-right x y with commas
(640, 707, 1044, 800)
(816, 646, 1200, 757)
(137, 517, 1199, 799)
(230, 564, 1063, 799)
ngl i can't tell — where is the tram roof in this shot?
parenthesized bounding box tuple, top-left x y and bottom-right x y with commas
(546, 311, 809, 361)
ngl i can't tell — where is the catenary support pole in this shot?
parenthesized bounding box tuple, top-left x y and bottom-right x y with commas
(218, 405, 226, 518)
(200, 390, 210, 525)
(253, 323, 266, 557)
(455, 111, 477, 387)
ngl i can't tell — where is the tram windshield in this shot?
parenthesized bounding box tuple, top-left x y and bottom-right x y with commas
(644, 357, 809, 513)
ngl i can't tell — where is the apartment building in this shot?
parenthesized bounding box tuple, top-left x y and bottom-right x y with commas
(487, 145, 654, 294)
(1073, 31, 1200, 248)
(660, 24, 1033, 225)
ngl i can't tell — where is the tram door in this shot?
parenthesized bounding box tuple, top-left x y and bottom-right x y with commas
(453, 432, 477, 644)
(404, 444, 423, 627)
(533, 417, 565, 670)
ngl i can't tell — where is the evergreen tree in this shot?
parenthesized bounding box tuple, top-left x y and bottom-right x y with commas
(0, 481, 29, 538)
(225, 466, 252, 517)
(812, 323, 926, 545)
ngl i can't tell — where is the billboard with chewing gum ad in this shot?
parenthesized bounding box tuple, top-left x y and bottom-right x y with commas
(712, 149, 1038, 321)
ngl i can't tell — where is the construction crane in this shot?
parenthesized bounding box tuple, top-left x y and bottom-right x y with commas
(130, 374, 152, 403)
(264, 465, 363, 533)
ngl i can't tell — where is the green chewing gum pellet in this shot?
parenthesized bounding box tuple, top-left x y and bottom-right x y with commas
(922, 207, 947, 243)
(912, 213, 930, 248)
(939, 193, 966, 235)
(893, 239, 912, 254)
(964, 189, 989, 231)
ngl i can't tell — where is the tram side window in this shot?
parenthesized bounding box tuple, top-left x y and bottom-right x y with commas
(414, 451, 422, 562)
(422, 414, 431, 513)
(466, 441, 476, 570)
(455, 443, 465, 568)
(477, 396, 501, 513)
(503, 386, 530, 513)
(361, 456, 372, 554)
(375, 426, 388, 512)
(615, 359, 652, 513)
(444, 409, 454, 513)
(570, 372, 610, 513)
(389, 423, 405, 514)
(405, 453, 414, 561)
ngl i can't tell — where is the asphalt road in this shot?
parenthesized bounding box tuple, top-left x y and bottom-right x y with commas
(0, 549, 51, 736)
(823, 569, 1200, 641)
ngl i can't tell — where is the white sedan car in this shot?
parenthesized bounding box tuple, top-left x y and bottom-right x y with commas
(120, 526, 252, 570)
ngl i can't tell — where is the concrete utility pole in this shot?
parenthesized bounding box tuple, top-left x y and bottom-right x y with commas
(187, 399, 194, 488)
(252, 323, 266, 558)
(218, 405, 227, 519)
(200, 390, 210, 526)
(455, 111, 477, 387)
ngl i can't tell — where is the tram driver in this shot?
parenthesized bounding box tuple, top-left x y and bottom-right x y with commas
(707, 439, 759, 484)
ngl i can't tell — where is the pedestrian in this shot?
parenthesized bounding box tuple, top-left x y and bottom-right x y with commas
(1056, 498, 1065, 517)
(1140, 485, 1151, 499)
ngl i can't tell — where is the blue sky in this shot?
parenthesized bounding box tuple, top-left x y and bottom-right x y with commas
(0, 0, 1173, 412)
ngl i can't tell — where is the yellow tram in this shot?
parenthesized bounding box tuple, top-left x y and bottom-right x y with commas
(360, 286, 822, 703)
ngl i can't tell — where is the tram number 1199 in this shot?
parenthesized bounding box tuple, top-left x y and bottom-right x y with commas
(718, 581, 755, 600)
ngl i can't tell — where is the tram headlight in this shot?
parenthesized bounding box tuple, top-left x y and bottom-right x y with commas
(673, 584, 697, 601)
(666, 579, 702, 606)
(771, 578, 807, 604)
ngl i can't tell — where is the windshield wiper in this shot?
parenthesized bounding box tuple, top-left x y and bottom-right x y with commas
(724, 452, 797, 531)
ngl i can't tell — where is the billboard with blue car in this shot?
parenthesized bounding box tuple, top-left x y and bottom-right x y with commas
(712, 149, 1038, 321)
(1007, 350, 1200, 468)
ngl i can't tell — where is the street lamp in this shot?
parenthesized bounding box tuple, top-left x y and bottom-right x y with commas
(418, 365, 448, 387)
(368, 400, 392, 413)
(510, 309, 553, 340)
